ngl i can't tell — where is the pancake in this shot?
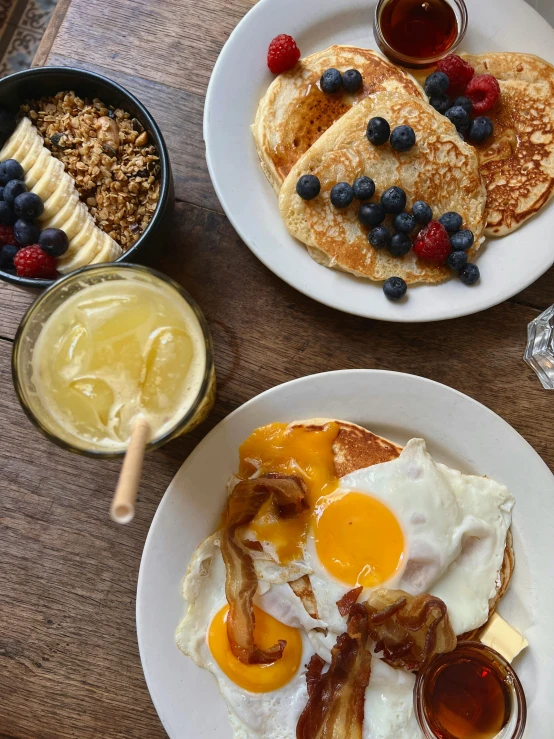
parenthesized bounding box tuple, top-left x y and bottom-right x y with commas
(252, 45, 425, 193)
(279, 91, 487, 284)
(462, 52, 554, 237)
(287, 418, 513, 642)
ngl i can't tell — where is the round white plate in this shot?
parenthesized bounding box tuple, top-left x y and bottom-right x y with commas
(137, 370, 554, 737)
(204, 0, 554, 322)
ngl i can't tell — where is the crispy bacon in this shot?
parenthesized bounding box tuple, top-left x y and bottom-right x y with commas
(336, 586, 363, 617)
(296, 604, 372, 739)
(364, 589, 456, 671)
(220, 474, 308, 665)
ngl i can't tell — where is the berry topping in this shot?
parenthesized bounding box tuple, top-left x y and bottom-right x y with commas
(450, 229, 474, 251)
(393, 212, 416, 234)
(464, 74, 500, 114)
(389, 232, 411, 257)
(383, 276, 407, 301)
(445, 105, 470, 132)
(446, 250, 468, 271)
(381, 186, 406, 215)
(459, 263, 480, 285)
(0, 186, 4, 201)
(0, 223, 15, 245)
(412, 201, 433, 225)
(38, 228, 70, 257)
(359, 202, 386, 227)
(0, 243, 17, 271)
(429, 94, 451, 114)
(0, 200, 15, 225)
(342, 69, 363, 94)
(467, 116, 494, 144)
(267, 34, 301, 74)
(424, 71, 450, 97)
(353, 176, 375, 201)
(14, 191, 43, 220)
(436, 54, 474, 91)
(366, 117, 390, 146)
(13, 245, 57, 279)
(320, 68, 342, 94)
(0, 158, 24, 185)
(413, 221, 451, 265)
(296, 174, 321, 200)
(453, 96, 473, 115)
(330, 182, 354, 209)
(0, 109, 15, 139)
(14, 218, 40, 247)
(390, 125, 416, 152)
(438, 211, 462, 233)
(368, 225, 391, 249)
(3, 179, 26, 205)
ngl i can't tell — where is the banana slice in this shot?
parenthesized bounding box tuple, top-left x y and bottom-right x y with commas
(90, 232, 123, 264)
(32, 156, 65, 203)
(41, 173, 77, 222)
(57, 230, 104, 274)
(25, 148, 51, 188)
(67, 216, 96, 254)
(0, 117, 32, 160)
(19, 133, 44, 172)
(61, 202, 93, 241)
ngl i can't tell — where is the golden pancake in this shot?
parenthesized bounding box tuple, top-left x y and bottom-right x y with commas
(252, 45, 425, 193)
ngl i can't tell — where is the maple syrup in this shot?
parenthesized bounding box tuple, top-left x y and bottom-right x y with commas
(375, 0, 461, 63)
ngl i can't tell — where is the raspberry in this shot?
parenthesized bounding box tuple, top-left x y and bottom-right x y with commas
(13, 245, 58, 279)
(0, 224, 15, 245)
(436, 54, 474, 92)
(413, 221, 451, 265)
(464, 74, 500, 114)
(267, 34, 301, 74)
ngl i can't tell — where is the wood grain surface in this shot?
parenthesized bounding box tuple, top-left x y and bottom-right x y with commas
(1, 0, 554, 737)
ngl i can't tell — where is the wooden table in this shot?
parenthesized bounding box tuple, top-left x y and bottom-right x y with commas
(1, 0, 553, 735)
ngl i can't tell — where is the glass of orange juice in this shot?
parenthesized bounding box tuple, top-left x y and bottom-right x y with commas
(12, 264, 215, 457)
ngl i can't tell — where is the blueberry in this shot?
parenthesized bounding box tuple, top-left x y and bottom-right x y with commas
(3, 179, 27, 205)
(424, 71, 450, 97)
(412, 200, 433, 225)
(330, 182, 354, 209)
(14, 191, 43, 220)
(0, 109, 15, 139)
(366, 117, 390, 146)
(352, 176, 375, 201)
(320, 68, 342, 94)
(368, 225, 391, 248)
(450, 229, 474, 251)
(0, 186, 4, 201)
(381, 186, 406, 215)
(383, 276, 407, 300)
(0, 243, 18, 270)
(14, 218, 40, 246)
(445, 105, 470, 132)
(389, 232, 412, 257)
(296, 174, 321, 200)
(453, 96, 473, 116)
(0, 159, 24, 186)
(390, 125, 416, 152)
(446, 250, 468, 270)
(0, 200, 15, 225)
(342, 69, 363, 94)
(459, 263, 480, 285)
(438, 211, 463, 233)
(359, 202, 386, 227)
(467, 116, 494, 144)
(38, 228, 69, 257)
(393, 212, 416, 234)
(429, 94, 451, 114)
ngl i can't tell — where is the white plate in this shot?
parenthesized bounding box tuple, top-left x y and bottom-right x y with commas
(204, 0, 554, 322)
(137, 369, 554, 737)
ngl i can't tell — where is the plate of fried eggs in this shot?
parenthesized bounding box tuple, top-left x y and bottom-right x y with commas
(137, 370, 554, 737)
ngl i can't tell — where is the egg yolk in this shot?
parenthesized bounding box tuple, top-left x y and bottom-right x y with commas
(313, 492, 405, 587)
(208, 605, 303, 693)
(239, 422, 339, 562)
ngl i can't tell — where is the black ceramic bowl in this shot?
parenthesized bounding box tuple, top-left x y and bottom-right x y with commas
(0, 66, 174, 288)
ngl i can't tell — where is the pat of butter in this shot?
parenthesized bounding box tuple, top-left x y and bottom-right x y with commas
(479, 613, 528, 663)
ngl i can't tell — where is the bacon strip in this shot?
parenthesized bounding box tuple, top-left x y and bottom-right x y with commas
(336, 586, 363, 617)
(220, 474, 308, 665)
(296, 604, 371, 739)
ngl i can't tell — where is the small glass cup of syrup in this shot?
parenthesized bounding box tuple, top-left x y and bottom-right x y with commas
(414, 642, 527, 739)
(374, 0, 468, 68)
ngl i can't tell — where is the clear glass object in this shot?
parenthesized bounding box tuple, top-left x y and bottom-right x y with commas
(524, 304, 554, 389)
